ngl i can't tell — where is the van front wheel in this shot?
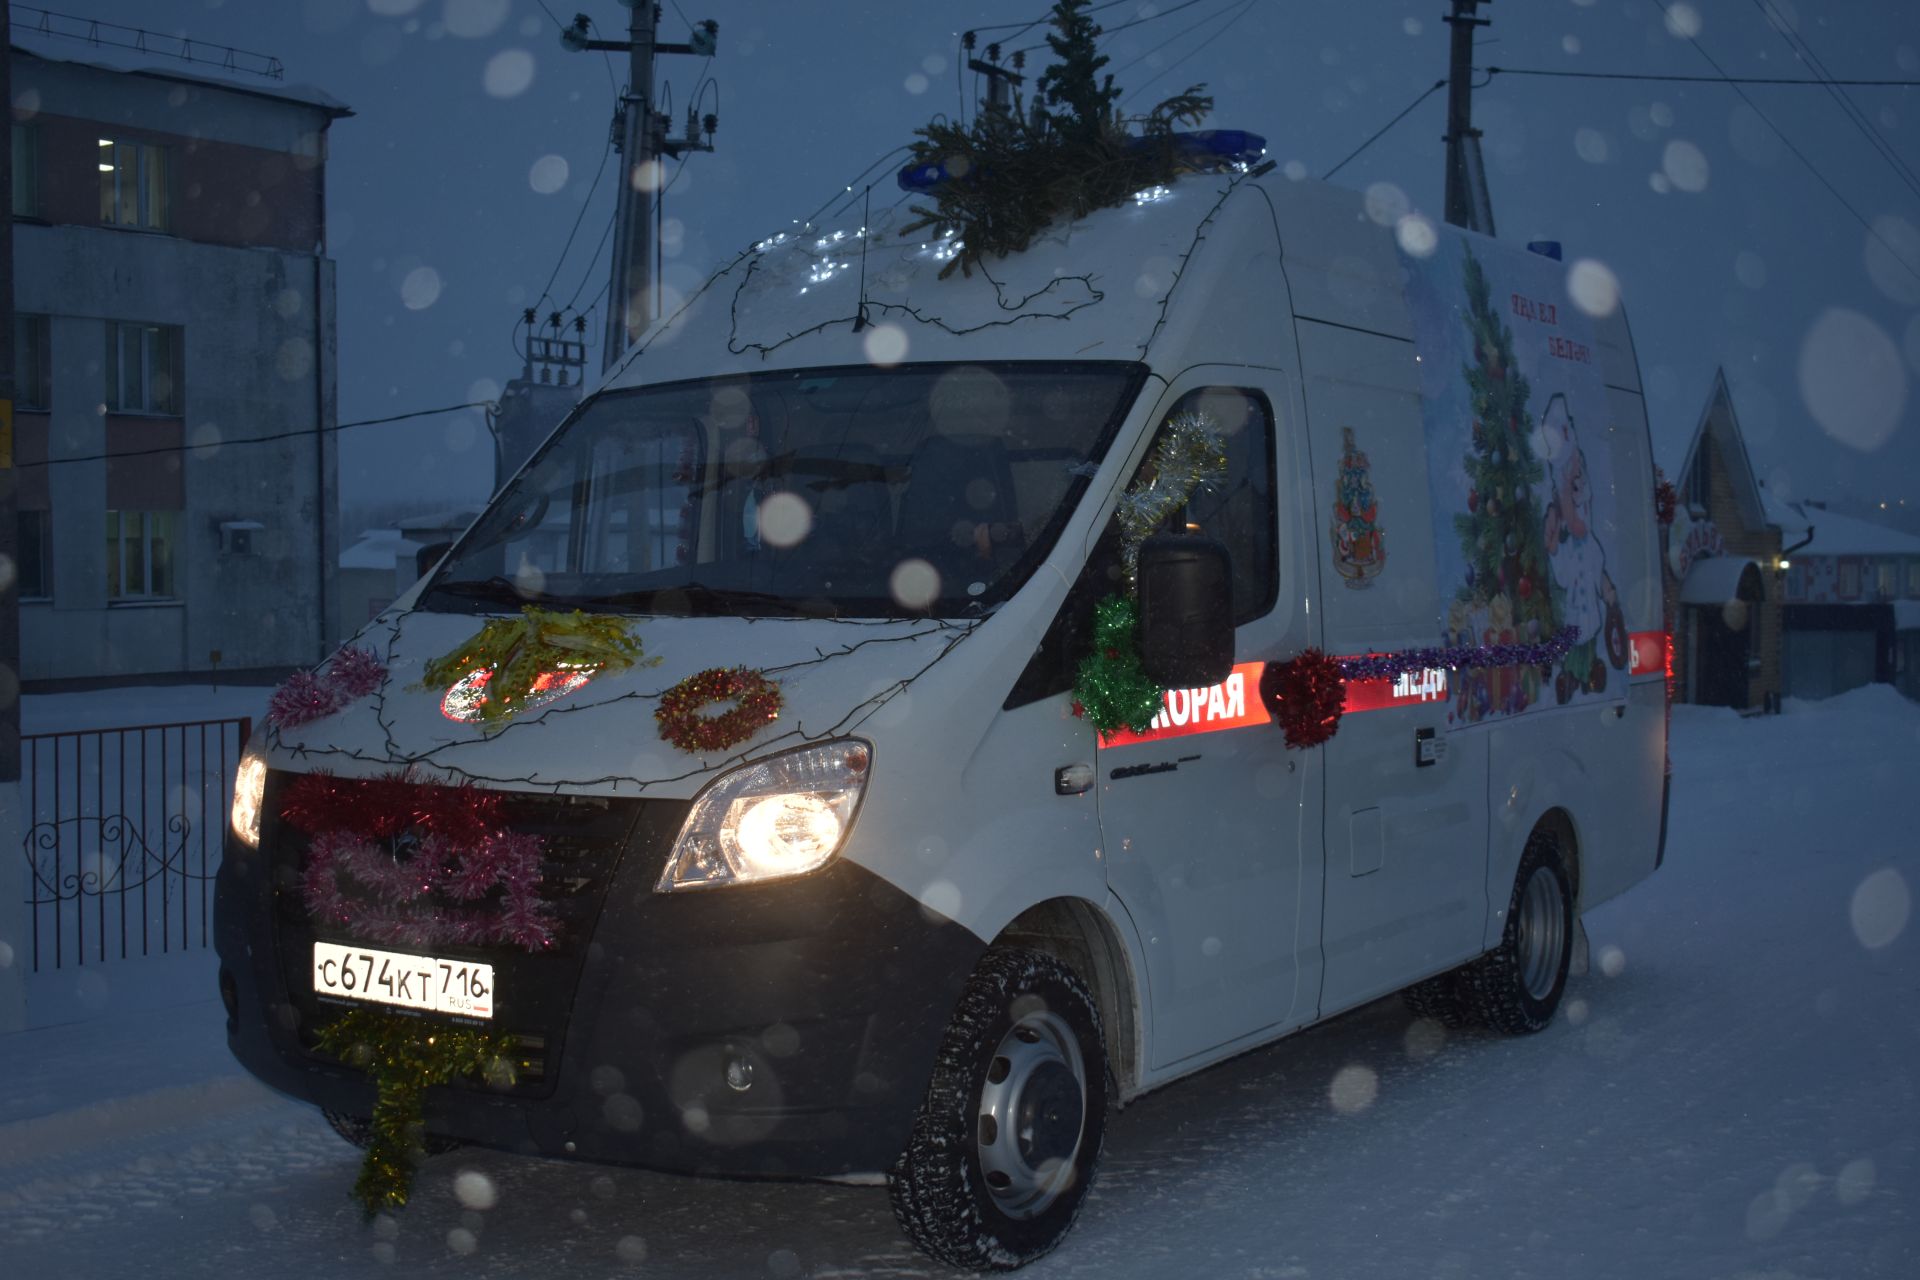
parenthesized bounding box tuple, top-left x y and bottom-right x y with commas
(1460, 832, 1575, 1034)
(888, 946, 1108, 1271)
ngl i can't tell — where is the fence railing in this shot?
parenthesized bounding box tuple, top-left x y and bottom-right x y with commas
(18, 717, 252, 973)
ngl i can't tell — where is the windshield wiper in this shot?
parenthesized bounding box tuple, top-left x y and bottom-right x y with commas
(422, 575, 546, 607)
(581, 582, 834, 618)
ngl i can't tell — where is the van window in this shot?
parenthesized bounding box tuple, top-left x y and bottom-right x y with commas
(424, 362, 1146, 619)
(1005, 387, 1277, 707)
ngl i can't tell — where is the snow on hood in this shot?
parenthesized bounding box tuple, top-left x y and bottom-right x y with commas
(265, 609, 978, 797)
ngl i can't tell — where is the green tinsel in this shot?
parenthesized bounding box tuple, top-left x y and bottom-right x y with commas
(1118, 412, 1229, 589)
(899, 1, 1214, 278)
(1073, 595, 1165, 735)
(315, 1009, 521, 1215)
(415, 605, 658, 729)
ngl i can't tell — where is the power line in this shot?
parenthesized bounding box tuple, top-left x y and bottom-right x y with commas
(1324, 79, 1447, 180)
(534, 135, 613, 312)
(1121, 0, 1260, 106)
(20, 403, 497, 470)
(1014, 0, 1214, 57)
(1748, 0, 1920, 205)
(1649, 0, 1920, 285)
(1484, 66, 1920, 87)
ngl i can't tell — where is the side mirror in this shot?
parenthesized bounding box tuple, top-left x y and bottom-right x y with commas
(1136, 531, 1234, 687)
(415, 540, 453, 581)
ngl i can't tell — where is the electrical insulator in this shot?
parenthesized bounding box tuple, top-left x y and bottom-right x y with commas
(1012, 51, 1025, 71)
(522, 307, 537, 326)
(703, 113, 717, 137)
(560, 16, 590, 52)
(986, 42, 1000, 63)
(962, 30, 975, 52)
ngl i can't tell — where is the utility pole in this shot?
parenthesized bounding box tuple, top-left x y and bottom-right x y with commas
(561, 4, 717, 374)
(962, 32, 1025, 117)
(1442, 0, 1497, 235)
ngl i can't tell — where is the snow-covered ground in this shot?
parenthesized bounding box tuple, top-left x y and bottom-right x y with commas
(1, 688, 1913, 1278)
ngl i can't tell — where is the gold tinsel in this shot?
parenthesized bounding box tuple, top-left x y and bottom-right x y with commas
(1117, 412, 1228, 589)
(315, 1009, 522, 1215)
(415, 606, 658, 729)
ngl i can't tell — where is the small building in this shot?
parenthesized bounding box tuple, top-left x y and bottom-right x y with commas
(1659, 370, 1791, 711)
(10, 44, 351, 683)
(333, 508, 482, 638)
(1775, 501, 1920, 702)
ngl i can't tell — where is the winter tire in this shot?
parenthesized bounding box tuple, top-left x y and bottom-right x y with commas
(888, 946, 1108, 1271)
(1459, 830, 1574, 1034)
(1401, 970, 1475, 1029)
(321, 1108, 460, 1156)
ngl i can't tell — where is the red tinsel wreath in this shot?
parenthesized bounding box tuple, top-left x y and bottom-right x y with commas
(1653, 470, 1678, 528)
(655, 666, 783, 755)
(1258, 648, 1347, 749)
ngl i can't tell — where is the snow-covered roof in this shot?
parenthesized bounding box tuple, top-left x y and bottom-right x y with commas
(1760, 488, 1813, 540)
(340, 529, 423, 572)
(1785, 504, 1920, 557)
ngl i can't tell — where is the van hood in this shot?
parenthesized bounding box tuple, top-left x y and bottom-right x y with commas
(266, 609, 981, 797)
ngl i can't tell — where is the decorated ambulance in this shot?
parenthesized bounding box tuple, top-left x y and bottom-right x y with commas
(217, 168, 1667, 1269)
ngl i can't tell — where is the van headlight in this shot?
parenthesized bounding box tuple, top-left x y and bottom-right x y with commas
(658, 740, 872, 892)
(231, 739, 268, 849)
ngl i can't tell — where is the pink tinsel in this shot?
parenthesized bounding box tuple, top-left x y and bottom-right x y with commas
(267, 645, 389, 729)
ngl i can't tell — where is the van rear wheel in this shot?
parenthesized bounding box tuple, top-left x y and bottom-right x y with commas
(1459, 831, 1574, 1034)
(888, 946, 1108, 1271)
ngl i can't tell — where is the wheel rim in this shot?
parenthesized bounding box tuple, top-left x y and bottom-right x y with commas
(975, 1008, 1087, 1221)
(1516, 865, 1566, 1001)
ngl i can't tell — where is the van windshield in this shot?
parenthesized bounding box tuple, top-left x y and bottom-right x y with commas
(423, 362, 1145, 619)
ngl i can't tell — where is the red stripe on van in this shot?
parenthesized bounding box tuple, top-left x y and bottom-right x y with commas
(1098, 661, 1271, 747)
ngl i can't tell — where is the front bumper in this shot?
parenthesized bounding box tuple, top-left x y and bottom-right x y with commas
(214, 780, 984, 1178)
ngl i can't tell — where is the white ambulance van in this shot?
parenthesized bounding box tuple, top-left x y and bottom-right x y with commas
(218, 169, 1668, 1269)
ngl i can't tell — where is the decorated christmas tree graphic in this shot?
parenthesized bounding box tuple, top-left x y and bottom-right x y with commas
(1450, 245, 1558, 719)
(1330, 427, 1385, 588)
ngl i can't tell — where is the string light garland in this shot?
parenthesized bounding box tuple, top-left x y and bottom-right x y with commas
(1117, 412, 1228, 588)
(655, 666, 784, 755)
(1073, 595, 1165, 735)
(1259, 648, 1347, 749)
(415, 606, 658, 729)
(268, 645, 388, 730)
(313, 1009, 522, 1215)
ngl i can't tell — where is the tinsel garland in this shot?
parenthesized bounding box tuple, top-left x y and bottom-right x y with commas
(1072, 595, 1166, 736)
(655, 666, 784, 755)
(267, 645, 388, 730)
(313, 1009, 521, 1215)
(1654, 469, 1678, 527)
(1336, 626, 1581, 683)
(283, 771, 557, 1214)
(282, 771, 558, 953)
(416, 606, 656, 729)
(1258, 648, 1347, 749)
(1117, 413, 1228, 589)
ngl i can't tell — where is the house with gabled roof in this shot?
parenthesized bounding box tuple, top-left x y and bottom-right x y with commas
(1658, 369, 1794, 711)
(1774, 498, 1920, 702)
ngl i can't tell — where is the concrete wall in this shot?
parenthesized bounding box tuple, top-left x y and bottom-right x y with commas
(16, 226, 335, 680)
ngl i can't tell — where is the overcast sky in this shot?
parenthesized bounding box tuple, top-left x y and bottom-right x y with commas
(30, 0, 1920, 526)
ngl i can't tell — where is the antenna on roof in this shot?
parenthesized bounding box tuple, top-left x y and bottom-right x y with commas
(10, 5, 286, 81)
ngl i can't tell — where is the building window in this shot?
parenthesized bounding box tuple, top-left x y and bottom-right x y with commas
(106, 510, 179, 600)
(17, 510, 52, 599)
(1838, 560, 1861, 600)
(105, 322, 183, 414)
(15, 314, 50, 410)
(98, 138, 170, 231)
(12, 121, 38, 218)
(1908, 560, 1920, 598)
(1877, 561, 1899, 600)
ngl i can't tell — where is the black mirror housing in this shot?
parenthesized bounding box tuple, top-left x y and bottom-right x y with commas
(1136, 532, 1234, 687)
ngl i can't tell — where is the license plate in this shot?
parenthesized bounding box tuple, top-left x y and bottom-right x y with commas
(312, 941, 494, 1019)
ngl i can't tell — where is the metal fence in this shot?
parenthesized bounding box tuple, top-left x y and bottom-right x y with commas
(18, 717, 252, 973)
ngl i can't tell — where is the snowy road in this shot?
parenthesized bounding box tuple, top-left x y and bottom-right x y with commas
(2, 692, 1913, 1278)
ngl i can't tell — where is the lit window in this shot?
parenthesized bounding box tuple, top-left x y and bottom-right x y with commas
(106, 510, 179, 600)
(15, 314, 50, 410)
(98, 138, 170, 231)
(12, 122, 38, 218)
(105, 322, 183, 415)
(18, 510, 52, 599)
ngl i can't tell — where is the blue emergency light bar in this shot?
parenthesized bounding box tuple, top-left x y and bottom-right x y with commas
(896, 129, 1267, 193)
